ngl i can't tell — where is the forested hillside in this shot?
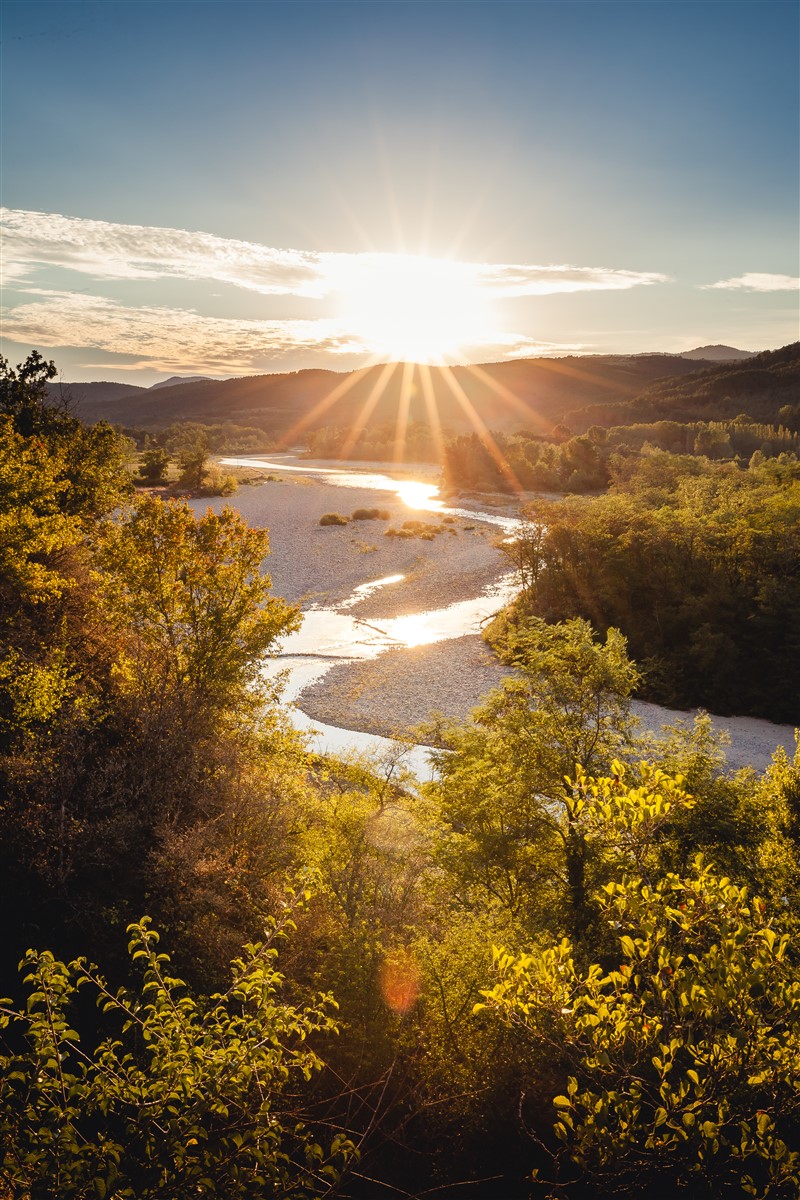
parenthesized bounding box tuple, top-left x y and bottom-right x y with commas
(2, 353, 799, 1198)
(495, 453, 800, 721)
(69, 353, 707, 438)
(566, 343, 800, 430)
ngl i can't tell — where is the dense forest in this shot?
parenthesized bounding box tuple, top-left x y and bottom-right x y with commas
(566, 343, 800, 430)
(304, 420, 441, 463)
(2, 354, 800, 1198)
(491, 451, 800, 723)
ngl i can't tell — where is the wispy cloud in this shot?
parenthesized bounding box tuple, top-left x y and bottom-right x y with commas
(1, 292, 357, 374)
(0, 208, 326, 296)
(477, 263, 669, 296)
(702, 272, 800, 293)
(1, 207, 669, 299)
(0, 208, 668, 371)
(1, 290, 576, 374)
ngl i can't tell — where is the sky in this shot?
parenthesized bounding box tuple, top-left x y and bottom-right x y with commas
(1, 0, 798, 385)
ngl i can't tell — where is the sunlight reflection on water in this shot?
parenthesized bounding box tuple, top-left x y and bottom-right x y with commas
(262, 570, 517, 780)
(219, 454, 518, 530)
(220, 455, 521, 774)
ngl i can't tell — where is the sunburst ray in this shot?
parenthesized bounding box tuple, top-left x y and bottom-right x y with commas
(392, 361, 416, 463)
(338, 361, 399, 460)
(418, 363, 448, 466)
(439, 365, 523, 493)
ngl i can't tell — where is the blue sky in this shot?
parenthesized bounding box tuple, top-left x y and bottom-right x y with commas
(1, 0, 798, 382)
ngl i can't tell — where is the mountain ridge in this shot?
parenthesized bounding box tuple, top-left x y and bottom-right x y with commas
(49, 345, 798, 439)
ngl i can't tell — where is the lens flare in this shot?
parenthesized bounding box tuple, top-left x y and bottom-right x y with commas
(379, 947, 422, 1016)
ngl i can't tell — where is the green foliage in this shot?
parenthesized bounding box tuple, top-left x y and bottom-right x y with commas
(0, 356, 132, 752)
(443, 429, 610, 494)
(138, 445, 170, 483)
(0, 911, 355, 1199)
(306, 420, 439, 464)
(96, 495, 299, 705)
(0, 351, 59, 438)
(0, 366, 304, 981)
(174, 429, 210, 490)
(4, 351, 800, 1196)
(199, 466, 239, 496)
(423, 619, 640, 938)
(480, 844, 800, 1198)
(0, 417, 81, 605)
(505, 456, 800, 720)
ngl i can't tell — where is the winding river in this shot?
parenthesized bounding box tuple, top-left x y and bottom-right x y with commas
(219, 454, 520, 777)
(217, 455, 797, 778)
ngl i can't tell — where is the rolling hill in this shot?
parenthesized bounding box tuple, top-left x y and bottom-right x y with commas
(67, 354, 712, 439)
(565, 343, 800, 430)
(53, 346, 798, 444)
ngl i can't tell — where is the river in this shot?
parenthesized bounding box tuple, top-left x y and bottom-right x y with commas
(219, 454, 520, 777)
(216, 455, 797, 778)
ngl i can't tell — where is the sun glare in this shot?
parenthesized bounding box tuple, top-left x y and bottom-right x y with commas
(331, 253, 494, 363)
(393, 480, 442, 511)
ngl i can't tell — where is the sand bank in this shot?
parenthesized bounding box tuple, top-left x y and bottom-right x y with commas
(191, 474, 510, 614)
(195, 472, 797, 777)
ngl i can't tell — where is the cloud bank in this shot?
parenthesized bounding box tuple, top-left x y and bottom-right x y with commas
(0, 208, 326, 296)
(2, 291, 570, 375)
(1, 207, 668, 299)
(0, 207, 669, 372)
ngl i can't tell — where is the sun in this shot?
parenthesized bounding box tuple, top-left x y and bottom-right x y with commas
(330, 252, 494, 363)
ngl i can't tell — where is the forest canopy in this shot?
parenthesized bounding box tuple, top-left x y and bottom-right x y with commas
(496, 452, 800, 722)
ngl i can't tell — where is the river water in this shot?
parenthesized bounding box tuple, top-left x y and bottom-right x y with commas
(220, 454, 520, 777)
(219, 455, 797, 778)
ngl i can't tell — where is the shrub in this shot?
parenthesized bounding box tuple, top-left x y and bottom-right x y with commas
(477, 770, 800, 1199)
(0, 915, 356, 1199)
(351, 507, 391, 521)
(384, 519, 442, 540)
(319, 512, 349, 526)
(200, 468, 238, 496)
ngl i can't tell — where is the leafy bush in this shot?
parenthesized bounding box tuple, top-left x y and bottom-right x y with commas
(384, 520, 441, 540)
(319, 513, 349, 526)
(0, 911, 355, 1199)
(200, 467, 238, 496)
(480, 834, 800, 1198)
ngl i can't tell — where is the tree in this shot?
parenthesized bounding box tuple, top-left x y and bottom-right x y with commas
(506, 460, 800, 722)
(423, 618, 640, 939)
(0, 907, 355, 1199)
(138, 445, 170, 483)
(478, 771, 800, 1199)
(176, 430, 210, 490)
(0, 351, 58, 438)
(96, 495, 300, 707)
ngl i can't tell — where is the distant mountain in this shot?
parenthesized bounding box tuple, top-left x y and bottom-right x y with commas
(678, 345, 754, 362)
(148, 375, 217, 390)
(566, 343, 800, 430)
(46, 380, 147, 405)
(64, 345, 797, 443)
(72, 354, 708, 436)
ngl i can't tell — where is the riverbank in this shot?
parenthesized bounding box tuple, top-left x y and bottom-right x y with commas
(196, 460, 798, 777)
(192, 472, 512, 613)
(300, 635, 798, 774)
